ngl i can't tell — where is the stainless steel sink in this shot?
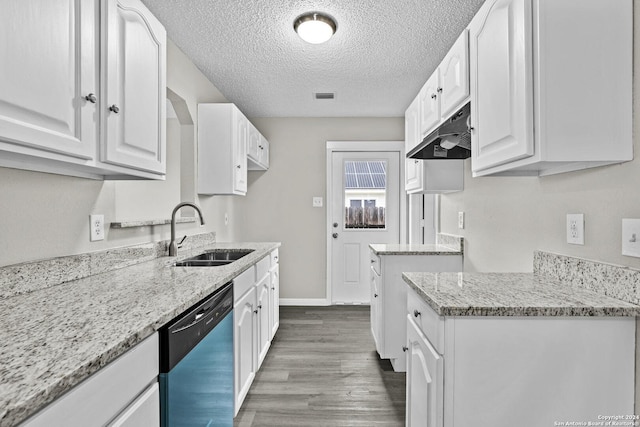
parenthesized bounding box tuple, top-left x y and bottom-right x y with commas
(173, 249, 254, 267)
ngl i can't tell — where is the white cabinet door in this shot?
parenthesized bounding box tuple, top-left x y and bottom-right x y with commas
(419, 74, 440, 139)
(256, 276, 271, 369)
(440, 30, 470, 119)
(405, 97, 422, 193)
(258, 136, 269, 169)
(269, 264, 280, 339)
(247, 123, 260, 161)
(470, 0, 534, 173)
(101, 0, 166, 174)
(418, 70, 442, 142)
(233, 114, 248, 193)
(234, 288, 256, 414)
(0, 0, 97, 160)
(406, 317, 443, 427)
(108, 382, 159, 427)
(370, 268, 382, 353)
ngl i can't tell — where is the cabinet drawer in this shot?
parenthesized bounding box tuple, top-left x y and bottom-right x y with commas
(256, 256, 270, 282)
(234, 266, 255, 303)
(407, 287, 444, 354)
(270, 249, 279, 267)
(22, 333, 158, 427)
(370, 252, 381, 275)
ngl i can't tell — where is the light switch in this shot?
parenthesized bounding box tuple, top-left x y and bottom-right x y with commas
(622, 219, 640, 257)
(313, 197, 323, 208)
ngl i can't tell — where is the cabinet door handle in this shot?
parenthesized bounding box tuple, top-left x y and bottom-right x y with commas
(236, 164, 242, 169)
(108, 104, 120, 114)
(402, 346, 409, 352)
(253, 309, 259, 314)
(413, 309, 421, 318)
(374, 293, 378, 298)
(84, 93, 97, 104)
(414, 160, 419, 164)
(332, 233, 338, 239)
(258, 304, 263, 309)
(271, 287, 275, 290)
(431, 93, 437, 99)
(437, 87, 443, 93)
(370, 259, 376, 264)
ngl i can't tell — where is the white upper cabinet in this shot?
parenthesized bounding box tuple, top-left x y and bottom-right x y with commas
(419, 73, 440, 139)
(405, 97, 422, 193)
(101, 0, 166, 175)
(419, 30, 470, 139)
(198, 103, 248, 196)
(470, 0, 632, 177)
(439, 30, 470, 120)
(247, 123, 269, 171)
(469, 0, 534, 173)
(0, 0, 98, 161)
(0, 0, 166, 180)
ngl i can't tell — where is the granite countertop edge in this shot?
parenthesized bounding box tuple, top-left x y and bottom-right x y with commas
(369, 243, 463, 256)
(0, 242, 280, 427)
(402, 272, 640, 318)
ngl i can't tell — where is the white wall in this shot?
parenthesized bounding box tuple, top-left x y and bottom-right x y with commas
(234, 117, 404, 301)
(439, 4, 640, 273)
(0, 40, 238, 266)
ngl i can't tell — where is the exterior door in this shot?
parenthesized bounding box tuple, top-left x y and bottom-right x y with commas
(330, 150, 400, 304)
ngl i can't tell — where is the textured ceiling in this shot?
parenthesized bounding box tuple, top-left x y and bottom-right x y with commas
(140, 0, 485, 118)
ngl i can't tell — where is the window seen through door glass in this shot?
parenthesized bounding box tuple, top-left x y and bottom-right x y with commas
(344, 161, 387, 229)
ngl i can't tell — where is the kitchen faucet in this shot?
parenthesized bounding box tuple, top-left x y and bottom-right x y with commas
(169, 202, 205, 256)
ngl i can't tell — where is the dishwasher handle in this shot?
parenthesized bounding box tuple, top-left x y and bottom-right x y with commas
(160, 282, 233, 373)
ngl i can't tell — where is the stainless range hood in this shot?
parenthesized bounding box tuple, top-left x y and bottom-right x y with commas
(407, 103, 471, 160)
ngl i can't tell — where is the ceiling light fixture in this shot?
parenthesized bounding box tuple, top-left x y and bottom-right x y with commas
(294, 12, 337, 44)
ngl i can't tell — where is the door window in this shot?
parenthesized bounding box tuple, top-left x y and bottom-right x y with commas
(344, 160, 387, 229)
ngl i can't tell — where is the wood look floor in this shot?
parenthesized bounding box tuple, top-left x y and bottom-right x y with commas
(234, 306, 406, 426)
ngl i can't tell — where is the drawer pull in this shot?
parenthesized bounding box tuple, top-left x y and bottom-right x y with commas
(413, 309, 421, 318)
(402, 346, 408, 352)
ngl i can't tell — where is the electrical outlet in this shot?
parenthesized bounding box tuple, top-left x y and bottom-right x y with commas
(458, 211, 465, 229)
(90, 214, 104, 242)
(566, 213, 584, 245)
(622, 219, 640, 258)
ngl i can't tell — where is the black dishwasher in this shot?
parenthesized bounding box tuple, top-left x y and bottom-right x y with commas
(159, 282, 234, 427)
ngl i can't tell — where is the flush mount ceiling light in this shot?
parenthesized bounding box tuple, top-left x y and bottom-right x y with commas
(294, 12, 337, 44)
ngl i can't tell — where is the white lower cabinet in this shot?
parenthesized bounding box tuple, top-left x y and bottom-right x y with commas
(256, 272, 271, 369)
(233, 249, 280, 416)
(21, 334, 159, 427)
(405, 287, 636, 427)
(370, 250, 462, 372)
(234, 281, 257, 413)
(406, 317, 443, 427)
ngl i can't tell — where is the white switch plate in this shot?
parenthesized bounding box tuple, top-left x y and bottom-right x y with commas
(566, 213, 584, 245)
(458, 211, 464, 229)
(90, 214, 104, 242)
(622, 219, 640, 258)
(313, 197, 323, 208)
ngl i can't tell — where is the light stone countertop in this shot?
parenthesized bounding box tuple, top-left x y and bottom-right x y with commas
(0, 242, 280, 427)
(369, 244, 462, 256)
(403, 272, 640, 317)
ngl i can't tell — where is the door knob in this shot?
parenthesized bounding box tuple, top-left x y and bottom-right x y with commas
(108, 104, 120, 114)
(84, 93, 97, 103)
(333, 222, 338, 228)
(332, 233, 338, 238)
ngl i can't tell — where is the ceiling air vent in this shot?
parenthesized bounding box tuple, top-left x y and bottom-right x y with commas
(314, 92, 335, 100)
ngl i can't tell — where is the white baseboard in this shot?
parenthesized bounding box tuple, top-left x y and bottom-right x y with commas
(279, 298, 330, 306)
